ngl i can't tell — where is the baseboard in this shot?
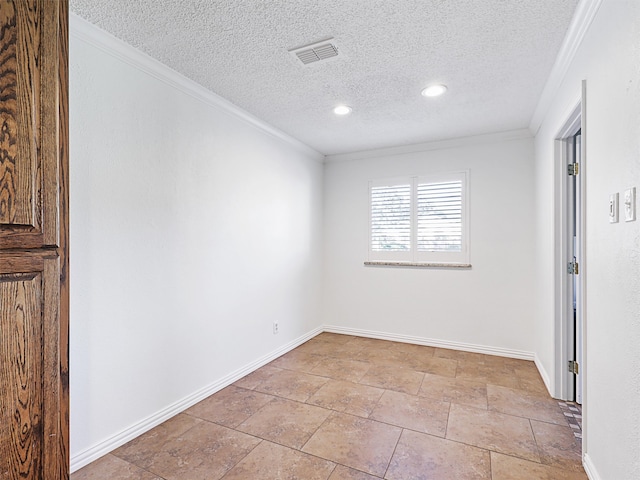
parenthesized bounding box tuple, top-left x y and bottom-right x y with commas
(534, 352, 552, 395)
(583, 453, 601, 480)
(69, 326, 322, 473)
(71, 324, 541, 472)
(323, 325, 536, 361)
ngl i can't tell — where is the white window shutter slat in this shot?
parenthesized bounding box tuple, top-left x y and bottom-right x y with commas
(417, 181, 463, 252)
(370, 184, 411, 251)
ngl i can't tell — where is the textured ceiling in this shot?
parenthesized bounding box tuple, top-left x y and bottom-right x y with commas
(69, 0, 579, 156)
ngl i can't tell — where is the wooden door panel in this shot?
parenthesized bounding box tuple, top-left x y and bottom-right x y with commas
(0, 272, 43, 480)
(0, 0, 67, 477)
(0, 252, 63, 480)
(0, 0, 36, 228)
(0, 0, 60, 250)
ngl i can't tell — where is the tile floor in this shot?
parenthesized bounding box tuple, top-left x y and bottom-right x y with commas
(72, 333, 588, 480)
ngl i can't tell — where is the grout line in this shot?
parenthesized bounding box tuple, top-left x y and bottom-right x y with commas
(382, 427, 404, 479)
(218, 439, 264, 480)
(443, 401, 452, 438)
(113, 454, 169, 480)
(298, 409, 334, 452)
(326, 463, 338, 479)
(488, 450, 493, 480)
(529, 418, 544, 462)
(366, 387, 386, 418)
(416, 369, 428, 394)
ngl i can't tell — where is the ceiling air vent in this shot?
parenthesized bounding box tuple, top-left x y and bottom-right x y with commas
(289, 38, 340, 65)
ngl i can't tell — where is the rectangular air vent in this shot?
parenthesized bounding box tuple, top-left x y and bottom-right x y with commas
(289, 38, 340, 65)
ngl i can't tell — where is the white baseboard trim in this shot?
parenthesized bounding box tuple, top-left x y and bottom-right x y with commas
(69, 326, 322, 473)
(323, 325, 536, 361)
(534, 353, 552, 395)
(71, 325, 544, 472)
(583, 453, 601, 480)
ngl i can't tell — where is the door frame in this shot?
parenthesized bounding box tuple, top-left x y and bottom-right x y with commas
(554, 83, 587, 406)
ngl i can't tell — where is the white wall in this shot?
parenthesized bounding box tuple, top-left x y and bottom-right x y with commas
(69, 21, 324, 466)
(533, 1, 640, 478)
(323, 134, 536, 356)
(69, 2, 640, 477)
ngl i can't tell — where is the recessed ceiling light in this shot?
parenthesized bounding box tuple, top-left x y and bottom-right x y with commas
(333, 105, 352, 115)
(421, 84, 447, 97)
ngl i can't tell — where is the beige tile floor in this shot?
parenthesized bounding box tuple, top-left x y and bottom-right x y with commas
(72, 333, 588, 480)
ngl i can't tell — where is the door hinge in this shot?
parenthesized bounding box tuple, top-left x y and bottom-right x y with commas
(568, 163, 579, 176)
(568, 360, 579, 375)
(567, 261, 579, 275)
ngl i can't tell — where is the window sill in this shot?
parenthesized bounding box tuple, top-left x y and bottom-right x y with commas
(364, 261, 472, 269)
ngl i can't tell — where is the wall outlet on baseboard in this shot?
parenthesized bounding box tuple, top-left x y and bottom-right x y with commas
(273, 321, 279, 334)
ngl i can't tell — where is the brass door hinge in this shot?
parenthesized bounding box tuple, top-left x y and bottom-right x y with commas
(568, 360, 579, 375)
(568, 163, 579, 176)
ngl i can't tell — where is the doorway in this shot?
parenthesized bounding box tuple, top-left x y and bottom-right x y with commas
(568, 129, 583, 404)
(554, 92, 585, 405)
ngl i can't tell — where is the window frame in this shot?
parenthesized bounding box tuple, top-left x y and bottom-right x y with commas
(368, 171, 469, 265)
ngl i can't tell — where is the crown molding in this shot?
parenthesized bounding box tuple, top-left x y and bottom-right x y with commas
(69, 13, 325, 163)
(325, 129, 533, 163)
(529, 0, 603, 134)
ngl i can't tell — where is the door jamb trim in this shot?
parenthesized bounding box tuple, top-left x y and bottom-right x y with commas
(554, 98, 582, 402)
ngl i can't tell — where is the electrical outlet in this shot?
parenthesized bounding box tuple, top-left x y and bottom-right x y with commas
(273, 321, 279, 334)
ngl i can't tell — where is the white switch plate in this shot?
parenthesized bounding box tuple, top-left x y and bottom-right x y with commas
(624, 187, 636, 222)
(609, 193, 619, 223)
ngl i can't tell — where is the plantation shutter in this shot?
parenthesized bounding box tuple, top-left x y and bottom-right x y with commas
(370, 184, 411, 251)
(417, 180, 463, 252)
(368, 172, 468, 264)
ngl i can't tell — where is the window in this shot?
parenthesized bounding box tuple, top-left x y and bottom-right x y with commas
(368, 172, 469, 264)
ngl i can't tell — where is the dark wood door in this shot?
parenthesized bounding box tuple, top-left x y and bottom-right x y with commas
(0, 1, 68, 479)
